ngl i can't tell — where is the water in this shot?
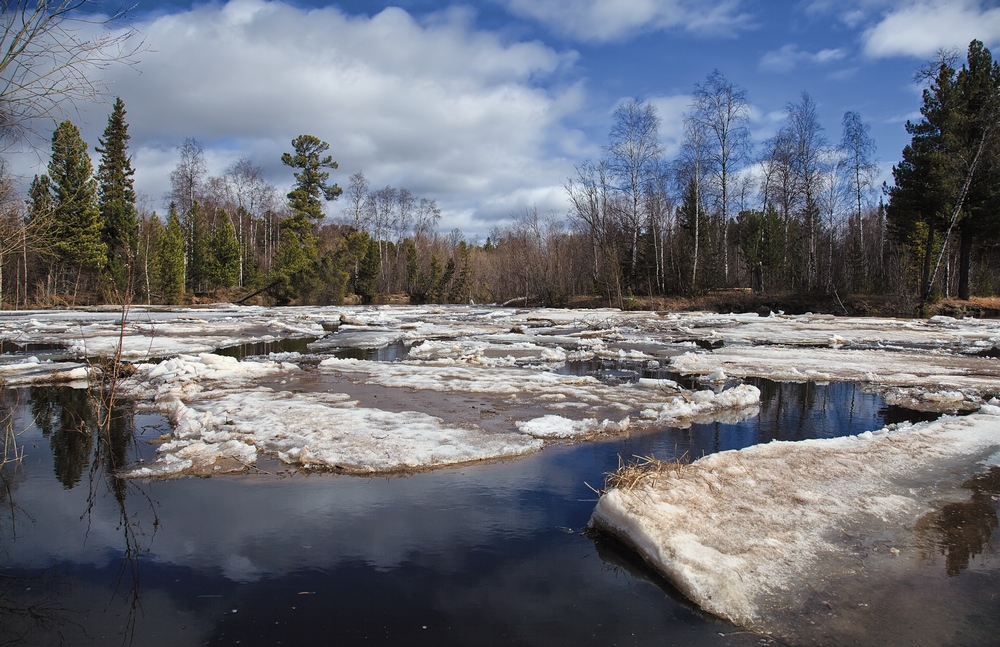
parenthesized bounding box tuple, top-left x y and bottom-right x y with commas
(0, 378, 994, 646)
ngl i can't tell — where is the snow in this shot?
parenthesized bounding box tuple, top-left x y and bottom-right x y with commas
(589, 413, 1000, 631)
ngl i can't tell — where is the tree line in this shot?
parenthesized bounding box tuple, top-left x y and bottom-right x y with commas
(0, 40, 998, 309)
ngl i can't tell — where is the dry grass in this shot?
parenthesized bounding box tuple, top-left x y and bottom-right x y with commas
(589, 453, 691, 496)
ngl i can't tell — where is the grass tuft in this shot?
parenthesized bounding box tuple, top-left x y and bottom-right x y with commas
(589, 453, 691, 496)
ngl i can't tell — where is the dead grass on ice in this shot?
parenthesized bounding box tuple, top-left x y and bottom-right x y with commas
(592, 453, 691, 496)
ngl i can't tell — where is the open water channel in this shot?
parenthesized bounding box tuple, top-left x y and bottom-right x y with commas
(0, 349, 996, 646)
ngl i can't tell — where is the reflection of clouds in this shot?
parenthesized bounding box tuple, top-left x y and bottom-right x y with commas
(7, 435, 595, 583)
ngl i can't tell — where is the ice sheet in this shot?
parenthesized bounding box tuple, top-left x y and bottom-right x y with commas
(671, 346, 1000, 411)
(590, 413, 1000, 630)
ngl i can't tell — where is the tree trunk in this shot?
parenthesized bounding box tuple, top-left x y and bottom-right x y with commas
(958, 222, 973, 300)
(920, 227, 936, 300)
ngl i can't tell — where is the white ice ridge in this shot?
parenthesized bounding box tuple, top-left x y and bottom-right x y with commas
(589, 412, 1000, 630)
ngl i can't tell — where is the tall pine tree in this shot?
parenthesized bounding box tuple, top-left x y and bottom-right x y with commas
(95, 97, 138, 294)
(48, 120, 106, 294)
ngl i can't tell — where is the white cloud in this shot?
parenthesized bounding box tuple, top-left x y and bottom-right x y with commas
(863, 0, 1000, 58)
(759, 44, 847, 73)
(500, 0, 751, 42)
(647, 94, 691, 158)
(18, 0, 585, 235)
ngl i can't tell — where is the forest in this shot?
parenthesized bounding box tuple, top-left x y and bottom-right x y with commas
(1, 39, 998, 311)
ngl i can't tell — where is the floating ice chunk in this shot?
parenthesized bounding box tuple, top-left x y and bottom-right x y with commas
(590, 413, 1000, 632)
(516, 415, 596, 438)
(707, 368, 727, 382)
(980, 403, 1000, 416)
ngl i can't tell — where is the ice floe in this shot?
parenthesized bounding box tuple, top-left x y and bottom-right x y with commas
(589, 413, 1000, 633)
(671, 346, 1000, 411)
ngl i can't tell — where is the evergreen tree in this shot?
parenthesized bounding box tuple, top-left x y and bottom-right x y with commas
(354, 234, 380, 304)
(887, 40, 1000, 299)
(27, 174, 54, 222)
(270, 135, 342, 303)
(208, 211, 240, 289)
(281, 135, 343, 224)
(272, 227, 316, 303)
(160, 207, 185, 303)
(95, 97, 138, 293)
(48, 120, 106, 289)
(185, 201, 209, 293)
(140, 213, 165, 302)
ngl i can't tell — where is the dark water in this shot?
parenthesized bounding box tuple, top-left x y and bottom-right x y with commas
(215, 337, 319, 360)
(0, 378, 988, 647)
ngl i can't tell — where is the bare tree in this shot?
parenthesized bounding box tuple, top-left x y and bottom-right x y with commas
(413, 197, 440, 241)
(606, 99, 663, 285)
(0, 0, 142, 147)
(839, 111, 877, 275)
(783, 93, 828, 289)
(167, 138, 206, 215)
(692, 70, 752, 283)
(223, 157, 272, 287)
(343, 171, 370, 231)
(566, 159, 620, 302)
(677, 115, 711, 293)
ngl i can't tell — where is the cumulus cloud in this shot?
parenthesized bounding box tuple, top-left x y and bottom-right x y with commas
(863, 0, 1000, 58)
(759, 44, 847, 73)
(25, 0, 585, 234)
(500, 0, 752, 42)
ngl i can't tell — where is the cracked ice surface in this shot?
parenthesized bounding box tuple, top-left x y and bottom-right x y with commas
(590, 411, 1000, 633)
(3, 304, 999, 475)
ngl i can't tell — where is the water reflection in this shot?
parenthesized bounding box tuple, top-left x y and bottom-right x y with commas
(215, 337, 318, 360)
(0, 379, 991, 646)
(3, 385, 159, 645)
(917, 467, 1000, 576)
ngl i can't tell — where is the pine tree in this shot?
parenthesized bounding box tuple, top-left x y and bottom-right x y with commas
(48, 120, 106, 292)
(160, 207, 185, 303)
(887, 40, 1000, 299)
(281, 134, 342, 225)
(95, 97, 138, 293)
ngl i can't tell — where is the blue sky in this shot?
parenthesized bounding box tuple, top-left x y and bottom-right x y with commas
(20, 0, 1000, 237)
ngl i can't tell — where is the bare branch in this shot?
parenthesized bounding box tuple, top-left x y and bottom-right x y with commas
(0, 0, 143, 148)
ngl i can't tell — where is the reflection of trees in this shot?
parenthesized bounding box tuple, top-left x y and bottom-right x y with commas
(917, 468, 1000, 576)
(11, 384, 158, 645)
(32, 386, 97, 488)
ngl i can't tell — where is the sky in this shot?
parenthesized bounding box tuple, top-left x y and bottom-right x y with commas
(12, 0, 1000, 238)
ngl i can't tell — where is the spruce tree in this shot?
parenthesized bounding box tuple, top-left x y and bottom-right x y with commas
(95, 97, 138, 293)
(27, 174, 54, 222)
(185, 201, 209, 293)
(48, 120, 106, 289)
(160, 207, 185, 303)
(208, 210, 240, 289)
